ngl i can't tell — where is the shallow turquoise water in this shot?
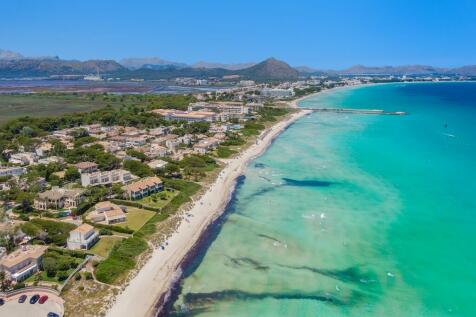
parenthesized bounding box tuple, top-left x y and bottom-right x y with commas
(168, 82, 476, 316)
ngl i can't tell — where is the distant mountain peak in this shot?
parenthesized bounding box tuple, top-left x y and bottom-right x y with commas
(0, 48, 24, 60)
(120, 57, 187, 70)
(239, 57, 299, 80)
(192, 61, 256, 70)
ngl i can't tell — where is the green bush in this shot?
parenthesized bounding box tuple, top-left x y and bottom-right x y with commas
(123, 160, 154, 177)
(84, 220, 134, 234)
(216, 146, 237, 158)
(161, 179, 200, 215)
(109, 199, 161, 212)
(57, 271, 69, 281)
(47, 246, 91, 258)
(95, 236, 148, 284)
(99, 228, 113, 235)
(19, 214, 30, 221)
(126, 149, 149, 162)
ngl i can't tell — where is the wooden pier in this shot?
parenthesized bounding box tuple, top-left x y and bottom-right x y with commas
(300, 108, 407, 115)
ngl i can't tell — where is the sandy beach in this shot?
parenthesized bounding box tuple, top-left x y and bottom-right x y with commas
(105, 109, 311, 317)
(289, 83, 370, 108)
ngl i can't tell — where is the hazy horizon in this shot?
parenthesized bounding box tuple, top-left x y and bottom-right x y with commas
(1, 0, 476, 69)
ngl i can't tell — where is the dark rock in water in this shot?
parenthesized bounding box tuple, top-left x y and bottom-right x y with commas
(259, 175, 271, 182)
(182, 289, 345, 307)
(254, 163, 266, 168)
(226, 256, 270, 271)
(282, 178, 333, 187)
(278, 264, 381, 289)
(257, 233, 283, 244)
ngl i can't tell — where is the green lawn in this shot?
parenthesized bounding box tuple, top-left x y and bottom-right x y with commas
(117, 207, 155, 231)
(137, 190, 178, 209)
(91, 236, 124, 257)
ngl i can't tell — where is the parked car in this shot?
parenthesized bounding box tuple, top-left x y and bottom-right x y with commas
(0, 298, 4, 306)
(29, 294, 40, 304)
(38, 295, 48, 304)
(18, 295, 27, 303)
(47, 313, 59, 317)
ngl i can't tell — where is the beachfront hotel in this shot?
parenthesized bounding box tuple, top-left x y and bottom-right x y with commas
(151, 108, 217, 122)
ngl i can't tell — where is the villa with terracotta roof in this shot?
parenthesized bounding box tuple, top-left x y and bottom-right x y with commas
(0, 245, 48, 282)
(87, 201, 127, 225)
(122, 176, 164, 200)
(67, 223, 99, 250)
(74, 161, 98, 174)
(34, 187, 85, 211)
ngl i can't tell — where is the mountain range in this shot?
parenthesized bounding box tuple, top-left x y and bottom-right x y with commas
(1, 48, 476, 80)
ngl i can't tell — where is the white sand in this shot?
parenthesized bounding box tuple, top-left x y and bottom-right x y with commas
(105, 109, 311, 317)
(288, 83, 369, 108)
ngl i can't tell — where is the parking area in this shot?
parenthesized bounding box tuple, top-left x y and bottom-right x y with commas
(0, 290, 64, 317)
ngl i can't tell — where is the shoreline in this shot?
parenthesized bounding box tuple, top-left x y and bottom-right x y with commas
(105, 108, 312, 317)
(288, 83, 368, 108)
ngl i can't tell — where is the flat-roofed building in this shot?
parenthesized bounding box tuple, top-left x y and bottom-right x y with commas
(151, 109, 217, 122)
(67, 223, 99, 250)
(80, 169, 135, 187)
(35, 143, 53, 157)
(188, 102, 249, 119)
(122, 176, 163, 200)
(147, 159, 168, 170)
(193, 137, 221, 154)
(260, 88, 294, 98)
(8, 152, 37, 165)
(0, 166, 26, 177)
(0, 245, 48, 282)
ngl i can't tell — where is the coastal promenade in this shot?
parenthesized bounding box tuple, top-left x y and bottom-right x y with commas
(105, 109, 311, 317)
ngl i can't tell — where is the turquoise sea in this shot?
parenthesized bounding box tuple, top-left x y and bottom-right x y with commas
(165, 82, 476, 316)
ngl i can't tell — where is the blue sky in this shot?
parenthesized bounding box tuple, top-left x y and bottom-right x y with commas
(1, 0, 475, 69)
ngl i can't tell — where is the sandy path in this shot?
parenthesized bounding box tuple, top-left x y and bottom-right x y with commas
(105, 109, 310, 317)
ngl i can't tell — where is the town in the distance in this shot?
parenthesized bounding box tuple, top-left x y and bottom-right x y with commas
(0, 50, 475, 316)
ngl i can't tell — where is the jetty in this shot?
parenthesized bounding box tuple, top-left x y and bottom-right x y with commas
(300, 107, 407, 115)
